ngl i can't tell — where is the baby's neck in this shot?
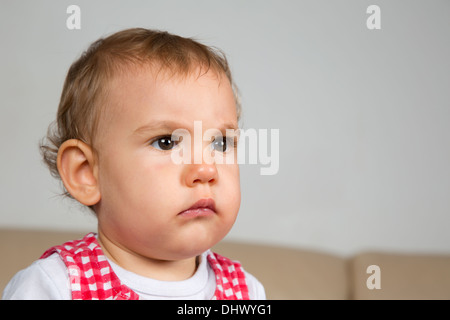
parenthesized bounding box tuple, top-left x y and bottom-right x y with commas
(97, 231, 198, 281)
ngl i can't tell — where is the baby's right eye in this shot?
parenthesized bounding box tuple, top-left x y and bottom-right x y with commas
(150, 136, 178, 151)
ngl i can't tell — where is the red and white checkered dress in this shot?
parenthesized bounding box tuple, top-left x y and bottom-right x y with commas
(40, 233, 250, 300)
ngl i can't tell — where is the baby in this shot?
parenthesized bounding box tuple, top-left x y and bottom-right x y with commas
(3, 28, 265, 300)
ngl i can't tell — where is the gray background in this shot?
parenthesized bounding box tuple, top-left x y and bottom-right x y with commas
(1, 0, 449, 257)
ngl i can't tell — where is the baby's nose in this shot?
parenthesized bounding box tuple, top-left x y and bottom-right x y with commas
(185, 163, 218, 187)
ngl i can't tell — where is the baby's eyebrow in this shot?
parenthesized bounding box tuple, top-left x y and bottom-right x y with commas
(133, 120, 239, 136)
(133, 120, 184, 135)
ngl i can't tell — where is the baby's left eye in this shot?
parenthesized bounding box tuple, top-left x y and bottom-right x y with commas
(211, 136, 233, 152)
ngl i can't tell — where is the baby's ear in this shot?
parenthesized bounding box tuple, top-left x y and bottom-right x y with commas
(57, 139, 101, 206)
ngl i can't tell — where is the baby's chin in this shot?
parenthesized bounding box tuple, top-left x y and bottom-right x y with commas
(168, 220, 233, 257)
(170, 239, 223, 261)
(154, 232, 227, 262)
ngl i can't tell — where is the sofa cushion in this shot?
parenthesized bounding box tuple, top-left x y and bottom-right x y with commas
(350, 251, 450, 300)
(212, 241, 349, 299)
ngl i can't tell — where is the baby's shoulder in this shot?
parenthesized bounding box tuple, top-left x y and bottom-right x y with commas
(242, 269, 266, 300)
(2, 253, 70, 299)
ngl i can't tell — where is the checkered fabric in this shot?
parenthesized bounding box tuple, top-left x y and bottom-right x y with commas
(40, 233, 249, 300)
(40, 233, 139, 300)
(207, 251, 250, 300)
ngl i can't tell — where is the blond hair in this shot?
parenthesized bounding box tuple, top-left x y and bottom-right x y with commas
(40, 28, 241, 189)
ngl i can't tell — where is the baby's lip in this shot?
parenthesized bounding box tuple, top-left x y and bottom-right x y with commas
(178, 198, 216, 216)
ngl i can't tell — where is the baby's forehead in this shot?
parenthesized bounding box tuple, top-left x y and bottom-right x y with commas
(104, 63, 229, 105)
(97, 64, 235, 128)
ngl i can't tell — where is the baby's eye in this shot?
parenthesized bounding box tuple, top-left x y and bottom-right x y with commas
(211, 136, 234, 152)
(150, 136, 178, 151)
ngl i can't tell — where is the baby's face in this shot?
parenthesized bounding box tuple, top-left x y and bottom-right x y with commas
(93, 66, 240, 261)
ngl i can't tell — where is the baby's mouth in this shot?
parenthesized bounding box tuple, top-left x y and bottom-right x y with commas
(178, 198, 216, 218)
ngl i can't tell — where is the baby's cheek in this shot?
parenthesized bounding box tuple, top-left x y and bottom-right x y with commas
(221, 164, 241, 187)
(220, 165, 241, 210)
(142, 162, 182, 198)
(144, 157, 178, 176)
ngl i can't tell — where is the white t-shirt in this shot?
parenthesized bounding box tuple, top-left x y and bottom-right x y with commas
(2, 251, 266, 300)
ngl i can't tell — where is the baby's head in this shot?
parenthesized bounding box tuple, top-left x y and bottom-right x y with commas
(41, 28, 242, 261)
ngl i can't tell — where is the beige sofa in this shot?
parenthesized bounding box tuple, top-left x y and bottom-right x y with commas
(1, 228, 449, 300)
